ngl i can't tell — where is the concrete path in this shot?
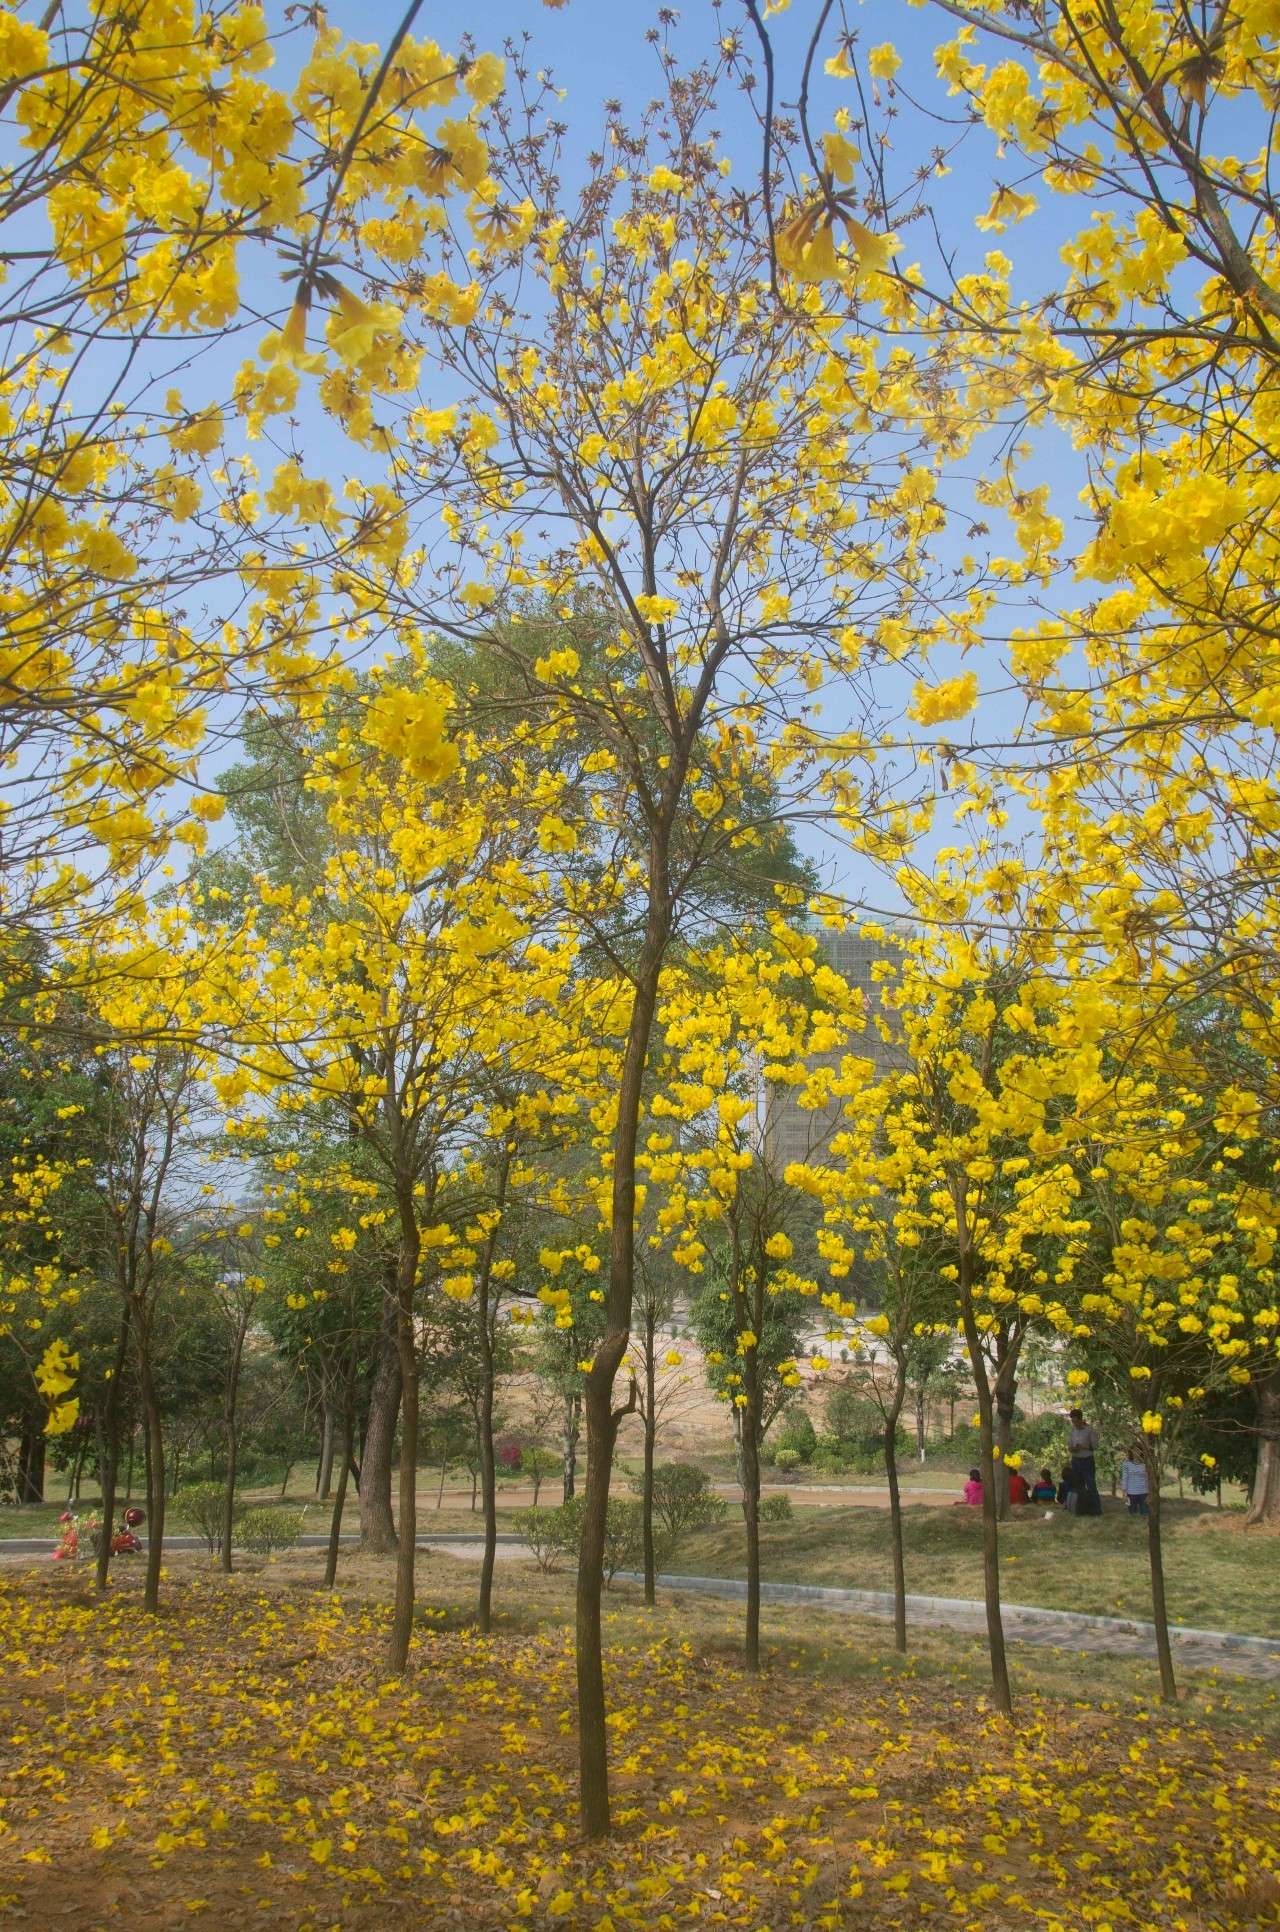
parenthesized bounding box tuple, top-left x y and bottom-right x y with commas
(612, 1571, 1280, 1682)
(5, 1532, 1275, 1681)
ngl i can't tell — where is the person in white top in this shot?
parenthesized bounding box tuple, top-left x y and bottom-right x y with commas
(1066, 1407, 1102, 1515)
(1120, 1445, 1150, 1516)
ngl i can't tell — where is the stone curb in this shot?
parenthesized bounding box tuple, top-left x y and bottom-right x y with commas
(614, 1571, 1280, 1658)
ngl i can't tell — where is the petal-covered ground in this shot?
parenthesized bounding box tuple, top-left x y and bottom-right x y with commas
(1, 1565, 1277, 1929)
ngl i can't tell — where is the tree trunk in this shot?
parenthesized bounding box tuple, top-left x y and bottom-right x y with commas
(741, 1358, 762, 1674)
(436, 1455, 447, 1508)
(359, 1275, 401, 1551)
(992, 1325, 1018, 1522)
(220, 1313, 248, 1575)
(1145, 1474, 1178, 1702)
(476, 1171, 505, 1635)
(641, 1307, 657, 1607)
(68, 1435, 87, 1503)
(885, 1358, 908, 1653)
(915, 1387, 926, 1464)
(576, 891, 669, 1842)
(961, 1292, 1012, 1714)
(16, 1425, 45, 1505)
(562, 1391, 578, 1502)
(387, 1202, 422, 1673)
(1245, 1371, 1280, 1527)
(316, 1400, 335, 1501)
(323, 1385, 355, 1590)
(137, 1326, 166, 1615)
(278, 1456, 295, 1499)
(96, 1302, 133, 1594)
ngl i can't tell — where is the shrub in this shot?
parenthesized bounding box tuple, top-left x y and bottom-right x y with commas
(512, 1504, 576, 1573)
(757, 1438, 778, 1469)
(759, 1493, 793, 1523)
(776, 1406, 817, 1463)
(496, 1435, 523, 1473)
(637, 1463, 726, 1544)
(174, 1482, 236, 1557)
(236, 1506, 305, 1556)
(774, 1447, 802, 1474)
(521, 1495, 647, 1585)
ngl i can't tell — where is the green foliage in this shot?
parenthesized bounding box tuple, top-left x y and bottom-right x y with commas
(515, 1494, 648, 1584)
(640, 1463, 726, 1544)
(821, 1382, 907, 1471)
(512, 1504, 573, 1573)
(773, 1448, 802, 1473)
(776, 1407, 817, 1463)
(236, 1507, 305, 1556)
(174, 1483, 236, 1557)
(759, 1493, 793, 1523)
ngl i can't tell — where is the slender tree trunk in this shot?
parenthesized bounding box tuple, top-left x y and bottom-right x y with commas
(387, 1203, 422, 1673)
(476, 1172, 505, 1635)
(360, 1275, 401, 1551)
(1145, 1475, 1178, 1702)
(68, 1436, 87, 1502)
(741, 1363, 762, 1674)
(885, 1357, 908, 1654)
(993, 1326, 1017, 1522)
(577, 895, 669, 1842)
(915, 1387, 926, 1464)
(1245, 1371, 1280, 1527)
(220, 1314, 248, 1574)
(96, 1303, 133, 1594)
(470, 1464, 479, 1511)
(961, 1293, 1012, 1714)
(316, 1401, 335, 1501)
(17, 1425, 45, 1505)
(278, 1456, 296, 1499)
(436, 1456, 447, 1508)
(562, 1392, 578, 1502)
(641, 1307, 657, 1607)
(323, 1383, 355, 1590)
(137, 1329, 166, 1615)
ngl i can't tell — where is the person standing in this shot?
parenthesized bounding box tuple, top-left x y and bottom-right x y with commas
(1120, 1444, 1150, 1516)
(1067, 1406, 1102, 1515)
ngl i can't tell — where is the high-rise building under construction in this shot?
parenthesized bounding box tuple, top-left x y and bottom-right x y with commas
(764, 927, 907, 1171)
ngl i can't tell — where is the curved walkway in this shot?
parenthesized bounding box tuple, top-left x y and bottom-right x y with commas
(5, 1532, 1276, 1681)
(613, 1570, 1280, 1682)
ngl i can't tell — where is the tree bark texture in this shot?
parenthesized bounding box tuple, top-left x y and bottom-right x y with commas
(1145, 1477, 1178, 1702)
(961, 1291, 1013, 1714)
(641, 1306, 657, 1607)
(386, 1203, 422, 1673)
(576, 897, 669, 1841)
(137, 1326, 166, 1615)
(885, 1355, 908, 1653)
(1246, 1372, 1280, 1527)
(359, 1275, 401, 1551)
(220, 1313, 248, 1574)
(95, 1301, 133, 1595)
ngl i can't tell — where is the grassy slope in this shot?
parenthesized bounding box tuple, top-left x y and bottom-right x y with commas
(673, 1498, 1280, 1637)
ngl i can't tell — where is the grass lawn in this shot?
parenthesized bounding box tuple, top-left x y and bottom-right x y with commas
(0, 1548, 1276, 1929)
(674, 1498, 1280, 1637)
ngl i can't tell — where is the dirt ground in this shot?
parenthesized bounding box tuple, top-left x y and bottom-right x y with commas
(1, 1553, 1277, 1930)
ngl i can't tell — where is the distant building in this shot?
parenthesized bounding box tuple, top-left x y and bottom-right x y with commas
(764, 927, 907, 1171)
